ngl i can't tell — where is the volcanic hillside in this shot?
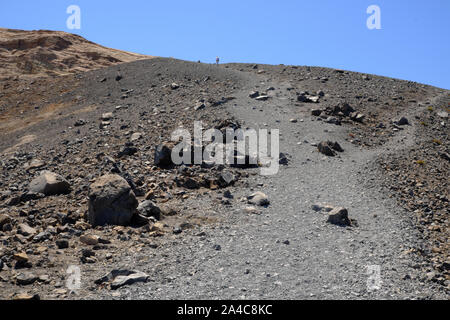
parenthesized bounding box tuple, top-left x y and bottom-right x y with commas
(0, 29, 448, 300)
(0, 28, 150, 80)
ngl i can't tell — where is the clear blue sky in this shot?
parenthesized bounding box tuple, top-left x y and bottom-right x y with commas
(1, 0, 449, 89)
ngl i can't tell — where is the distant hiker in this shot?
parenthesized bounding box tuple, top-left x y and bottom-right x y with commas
(216, 56, 219, 65)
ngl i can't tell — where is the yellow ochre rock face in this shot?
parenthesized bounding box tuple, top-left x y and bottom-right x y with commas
(0, 28, 152, 79)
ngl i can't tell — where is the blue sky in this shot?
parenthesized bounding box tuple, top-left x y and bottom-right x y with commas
(1, 1, 449, 89)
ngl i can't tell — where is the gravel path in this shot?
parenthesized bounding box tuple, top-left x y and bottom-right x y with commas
(102, 68, 447, 300)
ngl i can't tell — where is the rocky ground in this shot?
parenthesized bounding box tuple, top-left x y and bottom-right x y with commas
(0, 54, 448, 300)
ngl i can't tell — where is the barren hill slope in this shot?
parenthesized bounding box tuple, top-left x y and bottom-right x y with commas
(0, 28, 150, 79)
(0, 43, 448, 299)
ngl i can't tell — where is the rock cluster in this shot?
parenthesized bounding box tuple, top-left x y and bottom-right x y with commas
(311, 102, 365, 125)
(317, 141, 344, 156)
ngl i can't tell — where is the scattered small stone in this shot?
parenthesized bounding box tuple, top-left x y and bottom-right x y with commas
(325, 116, 341, 125)
(12, 292, 40, 300)
(117, 142, 138, 158)
(249, 91, 259, 98)
(297, 92, 320, 103)
(13, 252, 29, 263)
(327, 207, 352, 226)
(25, 159, 45, 170)
(311, 204, 334, 212)
(154, 143, 174, 167)
(0, 214, 11, 228)
(194, 102, 206, 111)
(173, 227, 182, 234)
(330, 141, 344, 152)
(395, 117, 409, 126)
(218, 171, 235, 187)
(101, 112, 114, 121)
(74, 119, 87, 126)
(33, 231, 50, 242)
(111, 271, 148, 289)
(352, 113, 365, 123)
(279, 152, 289, 165)
(317, 141, 335, 156)
(223, 190, 233, 199)
(247, 191, 269, 206)
(426, 271, 437, 281)
(55, 239, 69, 249)
(317, 141, 344, 156)
(437, 111, 448, 118)
(243, 206, 260, 214)
(80, 234, 99, 246)
(18, 223, 36, 237)
(439, 152, 450, 162)
(16, 272, 38, 285)
(137, 200, 161, 220)
(130, 132, 142, 142)
(255, 95, 269, 101)
(95, 269, 149, 290)
(81, 248, 95, 258)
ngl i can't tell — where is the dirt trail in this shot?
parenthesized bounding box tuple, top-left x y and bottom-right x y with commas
(100, 68, 447, 299)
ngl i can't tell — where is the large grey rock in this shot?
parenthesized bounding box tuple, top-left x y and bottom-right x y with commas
(28, 171, 70, 196)
(88, 174, 138, 227)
